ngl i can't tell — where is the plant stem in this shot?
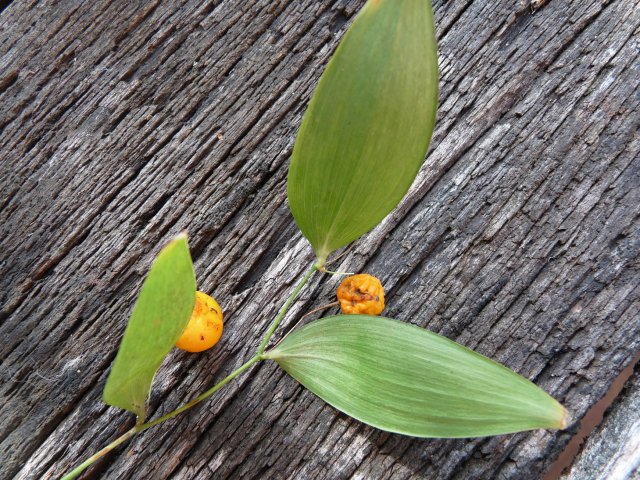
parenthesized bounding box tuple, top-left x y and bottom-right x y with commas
(256, 261, 318, 354)
(139, 355, 261, 431)
(61, 355, 261, 480)
(61, 427, 138, 480)
(319, 267, 354, 276)
(62, 260, 317, 480)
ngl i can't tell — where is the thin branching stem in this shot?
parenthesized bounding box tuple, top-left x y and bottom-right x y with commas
(139, 355, 262, 431)
(61, 427, 138, 480)
(256, 261, 318, 354)
(319, 267, 354, 276)
(62, 355, 261, 480)
(62, 260, 319, 480)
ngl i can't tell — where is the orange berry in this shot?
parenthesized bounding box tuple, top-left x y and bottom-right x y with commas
(176, 291, 224, 353)
(336, 274, 385, 315)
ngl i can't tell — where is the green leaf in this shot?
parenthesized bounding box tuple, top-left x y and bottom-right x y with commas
(287, 0, 439, 263)
(264, 316, 569, 437)
(103, 234, 196, 421)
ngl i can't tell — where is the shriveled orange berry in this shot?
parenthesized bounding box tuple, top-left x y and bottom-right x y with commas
(336, 274, 385, 315)
(176, 291, 224, 353)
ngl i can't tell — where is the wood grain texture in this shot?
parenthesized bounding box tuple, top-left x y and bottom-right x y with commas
(0, 0, 638, 479)
(562, 372, 640, 480)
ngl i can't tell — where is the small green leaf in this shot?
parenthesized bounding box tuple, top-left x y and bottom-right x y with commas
(265, 316, 568, 437)
(103, 234, 196, 421)
(287, 0, 439, 263)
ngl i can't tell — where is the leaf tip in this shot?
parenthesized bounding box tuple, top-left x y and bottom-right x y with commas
(559, 407, 571, 430)
(174, 231, 189, 242)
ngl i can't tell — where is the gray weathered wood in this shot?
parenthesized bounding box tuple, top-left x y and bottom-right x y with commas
(561, 372, 640, 480)
(1, 0, 638, 479)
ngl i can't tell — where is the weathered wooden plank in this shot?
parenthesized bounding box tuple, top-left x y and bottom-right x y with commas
(561, 372, 640, 480)
(0, 0, 638, 479)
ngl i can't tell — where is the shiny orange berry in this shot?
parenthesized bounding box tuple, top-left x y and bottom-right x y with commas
(336, 274, 385, 315)
(176, 291, 224, 353)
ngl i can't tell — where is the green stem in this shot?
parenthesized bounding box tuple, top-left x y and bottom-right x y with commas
(257, 261, 318, 354)
(62, 260, 318, 480)
(139, 355, 261, 431)
(61, 427, 138, 480)
(319, 267, 354, 276)
(61, 355, 261, 480)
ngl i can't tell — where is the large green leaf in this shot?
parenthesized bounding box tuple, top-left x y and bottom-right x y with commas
(287, 0, 439, 263)
(264, 316, 568, 437)
(103, 234, 196, 421)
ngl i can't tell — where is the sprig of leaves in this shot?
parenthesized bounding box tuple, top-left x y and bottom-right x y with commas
(281, 0, 566, 440)
(63, 0, 568, 477)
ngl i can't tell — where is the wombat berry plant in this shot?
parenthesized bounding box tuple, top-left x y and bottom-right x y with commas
(62, 0, 569, 478)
